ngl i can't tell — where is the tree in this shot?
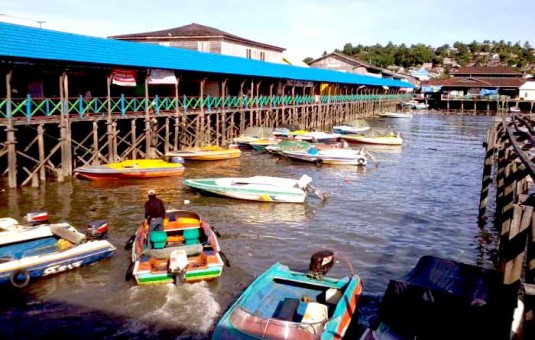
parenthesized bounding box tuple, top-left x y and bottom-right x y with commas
(342, 43, 353, 56)
(303, 57, 313, 64)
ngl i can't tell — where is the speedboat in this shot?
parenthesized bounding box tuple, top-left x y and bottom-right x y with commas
(341, 129, 403, 146)
(294, 131, 342, 143)
(212, 250, 363, 340)
(183, 174, 324, 203)
(233, 127, 275, 149)
(125, 209, 228, 285)
(332, 119, 371, 134)
(165, 146, 241, 161)
(0, 212, 115, 288)
(378, 112, 413, 119)
(74, 159, 185, 180)
(282, 147, 368, 166)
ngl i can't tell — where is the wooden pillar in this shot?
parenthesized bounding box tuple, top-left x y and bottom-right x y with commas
(281, 84, 286, 125)
(144, 75, 152, 156)
(174, 77, 180, 150)
(479, 125, 496, 223)
(198, 78, 206, 146)
(239, 80, 246, 133)
(255, 80, 262, 126)
(269, 83, 274, 127)
(37, 124, 46, 180)
(5, 70, 17, 188)
(131, 119, 137, 159)
(107, 75, 115, 162)
(291, 85, 296, 125)
(92, 121, 100, 165)
(221, 79, 227, 146)
(58, 72, 66, 182)
(164, 118, 170, 155)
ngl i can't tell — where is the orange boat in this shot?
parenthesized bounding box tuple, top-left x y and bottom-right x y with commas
(74, 159, 185, 180)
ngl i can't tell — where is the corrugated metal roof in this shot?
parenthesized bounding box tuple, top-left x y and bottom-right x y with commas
(0, 22, 413, 88)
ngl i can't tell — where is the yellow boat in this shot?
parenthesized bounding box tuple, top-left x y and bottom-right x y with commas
(166, 146, 241, 161)
(341, 132, 403, 146)
(75, 159, 185, 180)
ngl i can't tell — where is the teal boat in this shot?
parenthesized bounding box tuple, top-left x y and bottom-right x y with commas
(212, 250, 362, 339)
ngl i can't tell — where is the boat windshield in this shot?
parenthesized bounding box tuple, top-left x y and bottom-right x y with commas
(229, 305, 323, 340)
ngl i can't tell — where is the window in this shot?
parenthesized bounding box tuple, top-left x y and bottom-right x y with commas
(246, 49, 252, 59)
(260, 51, 265, 61)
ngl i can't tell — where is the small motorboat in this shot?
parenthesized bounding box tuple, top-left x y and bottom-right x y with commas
(294, 131, 342, 143)
(74, 159, 185, 180)
(509, 106, 521, 113)
(360, 255, 519, 340)
(282, 147, 368, 166)
(183, 174, 324, 203)
(378, 112, 413, 119)
(233, 127, 275, 149)
(0, 211, 115, 288)
(165, 146, 241, 161)
(126, 209, 228, 285)
(341, 129, 403, 146)
(248, 139, 282, 151)
(401, 100, 428, 110)
(332, 119, 371, 134)
(212, 250, 363, 340)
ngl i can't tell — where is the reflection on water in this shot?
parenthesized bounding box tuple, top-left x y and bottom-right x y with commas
(0, 115, 499, 338)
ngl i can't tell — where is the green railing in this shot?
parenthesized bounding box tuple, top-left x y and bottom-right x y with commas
(0, 94, 411, 120)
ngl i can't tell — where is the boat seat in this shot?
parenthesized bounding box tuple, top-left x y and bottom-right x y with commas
(275, 298, 300, 321)
(301, 302, 328, 335)
(150, 231, 167, 249)
(183, 228, 200, 245)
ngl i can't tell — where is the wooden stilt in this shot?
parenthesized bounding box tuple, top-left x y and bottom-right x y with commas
(38, 124, 46, 180)
(5, 70, 17, 188)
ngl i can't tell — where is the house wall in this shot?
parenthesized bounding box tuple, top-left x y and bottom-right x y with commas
(220, 41, 283, 63)
(520, 89, 535, 100)
(310, 56, 353, 73)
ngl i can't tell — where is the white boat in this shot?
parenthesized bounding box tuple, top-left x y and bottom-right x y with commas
(233, 127, 275, 148)
(401, 100, 428, 110)
(183, 174, 324, 203)
(379, 112, 413, 119)
(332, 119, 371, 134)
(294, 131, 342, 143)
(510, 106, 521, 113)
(0, 212, 116, 288)
(282, 147, 368, 166)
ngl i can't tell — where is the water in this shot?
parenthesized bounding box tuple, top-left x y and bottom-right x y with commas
(0, 113, 499, 339)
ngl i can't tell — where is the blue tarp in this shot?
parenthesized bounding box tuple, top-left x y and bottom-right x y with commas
(480, 89, 498, 96)
(421, 86, 442, 93)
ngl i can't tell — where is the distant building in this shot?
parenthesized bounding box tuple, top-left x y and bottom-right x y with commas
(109, 23, 286, 64)
(410, 68, 432, 81)
(519, 80, 535, 100)
(307, 52, 415, 84)
(426, 66, 525, 98)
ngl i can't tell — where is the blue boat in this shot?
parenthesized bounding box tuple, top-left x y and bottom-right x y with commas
(0, 213, 116, 288)
(212, 250, 362, 339)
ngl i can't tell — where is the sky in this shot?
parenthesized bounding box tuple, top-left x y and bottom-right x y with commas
(1, 0, 534, 61)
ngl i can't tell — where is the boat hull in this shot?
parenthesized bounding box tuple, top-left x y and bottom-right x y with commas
(342, 135, 403, 146)
(0, 240, 116, 286)
(183, 177, 307, 203)
(212, 262, 363, 340)
(166, 148, 241, 161)
(75, 159, 185, 180)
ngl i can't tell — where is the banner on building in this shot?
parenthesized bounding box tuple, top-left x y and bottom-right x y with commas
(111, 69, 137, 87)
(148, 69, 178, 85)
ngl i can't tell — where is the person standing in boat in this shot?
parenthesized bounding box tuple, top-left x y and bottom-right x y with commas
(144, 189, 166, 244)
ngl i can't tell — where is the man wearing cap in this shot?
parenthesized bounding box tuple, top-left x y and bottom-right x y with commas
(144, 190, 166, 241)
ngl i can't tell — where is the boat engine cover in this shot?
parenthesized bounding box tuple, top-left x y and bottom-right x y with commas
(169, 249, 188, 273)
(87, 220, 109, 239)
(308, 250, 334, 280)
(24, 211, 49, 226)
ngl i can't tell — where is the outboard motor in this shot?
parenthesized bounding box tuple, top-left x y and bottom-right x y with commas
(169, 156, 185, 164)
(24, 211, 49, 226)
(307, 250, 334, 281)
(87, 220, 109, 239)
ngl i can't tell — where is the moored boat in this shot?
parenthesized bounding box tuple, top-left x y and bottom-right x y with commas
(183, 174, 324, 203)
(282, 147, 368, 166)
(341, 129, 403, 146)
(378, 112, 413, 119)
(332, 119, 371, 134)
(126, 209, 228, 285)
(0, 212, 115, 288)
(74, 159, 185, 180)
(233, 127, 275, 149)
(212, 250, 363, 340)
(166, 146, 241, 161)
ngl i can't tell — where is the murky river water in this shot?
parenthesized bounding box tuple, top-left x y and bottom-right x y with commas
(0, 113, 499, 339)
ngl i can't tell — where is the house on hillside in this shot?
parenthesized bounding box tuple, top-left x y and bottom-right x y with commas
(426, 66, 525, 99)
(410, 68, 432, 81)
(109, 23, 286, 64)
(307, 52, 414, 85)
(519, 80, 535, 100)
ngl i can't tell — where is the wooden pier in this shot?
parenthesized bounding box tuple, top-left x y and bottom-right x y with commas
(479, 114, 535, 339)
(0, 73, 406, 188)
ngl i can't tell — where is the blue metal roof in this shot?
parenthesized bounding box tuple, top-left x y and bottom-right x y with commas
(0, 22, 413, 88)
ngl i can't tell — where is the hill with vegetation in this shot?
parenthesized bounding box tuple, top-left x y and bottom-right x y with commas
(304, 40, 535, 76)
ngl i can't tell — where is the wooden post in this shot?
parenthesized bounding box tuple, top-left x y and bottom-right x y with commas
(255, 80, 262, 127)
(92, 121, 100, 165)
(131, 119, 137, 159)
(269, 83, 274, 127)
(5, 70, 17, 187)
(144, 75, 152, 157)
(37, 124, 46, 180)
(479, 125, 496, 223)
(174, 77, 180, 150)
(199, 78, 206, 146)
(58, 72, 66, 182)
(503, 204, 531, 285)
(239, 80, 246, 133)
(106, 75, 115, 162)
(164, 118, 170, 155)
(250, 79, 254, 127)
(221, 79, 227, 145)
